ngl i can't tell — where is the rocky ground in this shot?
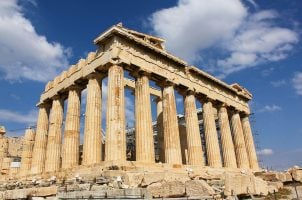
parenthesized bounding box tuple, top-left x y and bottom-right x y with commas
(0, 162, 301, 199)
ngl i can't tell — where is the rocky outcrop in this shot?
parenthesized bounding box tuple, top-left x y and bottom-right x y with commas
(289, 167, 302, 182)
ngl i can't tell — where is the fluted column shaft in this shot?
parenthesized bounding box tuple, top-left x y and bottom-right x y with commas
(241, 116, 259, 170)
(62, 86, 81, 169)
(83, 75, 102, 165)
(135, 73, 155, 162)
(231, 112, 249, 169)
(20, 128, 36, 175)
(0, 135, 8, 159)
(202, 100, 222, 167)
(0, 135, 8, 170)
(218, 105, 237, 168)
(184, 92, 204, 165)
(105, 65, 126, 161)
(156, 98, 164, 163)
(31, 104, 50, 174)
(162, 84, 182, 164)
(45, 96, 64, 172)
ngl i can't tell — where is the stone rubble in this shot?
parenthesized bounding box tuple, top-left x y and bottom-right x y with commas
(0, 163, 300, 199)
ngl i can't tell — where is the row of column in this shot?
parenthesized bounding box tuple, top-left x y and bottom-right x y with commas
(155, 87, 258, 170)
(29, 64, 259, 175)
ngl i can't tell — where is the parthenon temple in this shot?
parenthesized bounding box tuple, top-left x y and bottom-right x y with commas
(0, 23, 280, 199)
(14, 23, 259, 176)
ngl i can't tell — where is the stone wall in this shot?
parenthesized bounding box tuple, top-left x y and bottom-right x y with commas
(7, 137, 23, 158)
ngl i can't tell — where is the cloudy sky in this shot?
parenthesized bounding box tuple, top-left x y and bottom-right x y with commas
(0, 0, 301, 170)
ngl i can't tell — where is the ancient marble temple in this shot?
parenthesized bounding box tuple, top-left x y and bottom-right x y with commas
(21, 23, 259, 175)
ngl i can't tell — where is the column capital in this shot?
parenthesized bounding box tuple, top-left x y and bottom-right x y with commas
(196, 94, 214, 104)
(227, 107, 241, 115)
(51, 94, 62, 101)
(68, 84, 82, 91)
(216, 102, 232, 111)
(86, 72, 105, 81)
(131, 69, 151, 79)
(37, 102, 51, 109)
(157, 79, 175, 88)
(240, 112, 250, 119)
(178, 87, 195, 97)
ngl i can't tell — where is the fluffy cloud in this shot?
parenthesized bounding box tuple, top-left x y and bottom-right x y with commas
(257, 148, 274, 156)
(0, 109, 37, 124)
(217, 11, 298, 76)
(0, 0, 70, 82)
(270, 80, 286, 87)
(257, 104, 282, 113)
(292, 72, 302, 95)
(150, 0, 298, 77)
(150, 0, 247, 62)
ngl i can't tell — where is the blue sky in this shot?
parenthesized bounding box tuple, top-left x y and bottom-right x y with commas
(0, 0, 301, 170)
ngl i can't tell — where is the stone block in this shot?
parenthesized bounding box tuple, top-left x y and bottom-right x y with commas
(31, 186, 58, 197)
(267, 181, 283, 193)
(141, 172, 164, 187)
(95, 176, 109, 184)
(90, 184, 108, 191)
(66, 184, 79, 192)
(254, 177, 269, 196)
(291, 169, 302, 182)
(106, 189, 125, 198)
(78, 183, 91, 191)
(124, 188, 144, 197)
(185, 180, 215, 197)
(147, 181, 185, 198)
(224, 172, 268, 196)
(125, 172, 144, 187)
(163, 172, 190, 183)
(3, 188, 29, 199)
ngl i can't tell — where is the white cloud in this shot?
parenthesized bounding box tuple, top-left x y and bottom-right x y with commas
(292, 72, 302, 95)
(0, 109, 37, 124)
(0, 0, 70, 82)
(149, 0, 298, 77)
(257, 148, 274, 156)
(270, 80, 286, 87)
(150, 0, 247, 62)
(217, 10, 298, 76)
(257, 104, 282, 113)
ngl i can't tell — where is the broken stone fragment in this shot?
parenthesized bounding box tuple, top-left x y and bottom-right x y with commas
(147, 181, 185, 198)
(185, 180, 215, 197)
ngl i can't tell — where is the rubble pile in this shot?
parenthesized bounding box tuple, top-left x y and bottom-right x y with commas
(0, 163, 301, 199)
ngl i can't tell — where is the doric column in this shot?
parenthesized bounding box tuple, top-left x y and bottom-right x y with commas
(217, 104, 237, 168)
(162, 83, 182, 164)
(105, 65, 126, 161)
(241, 114, 259, 170)
(230, 111, 249, 169)
(45, 95, 64, 172)
(201, 99, 222, 167)
(135, 72, 155, 162)
(82, 74, 102, 165)
(0, 131, 8, 171)
(184, 91, 204, 165)
(20, 128, 36, 175)
(155, 97, 164, 163)
(62, 85, 81, 169)
(31, 103, 50, 174)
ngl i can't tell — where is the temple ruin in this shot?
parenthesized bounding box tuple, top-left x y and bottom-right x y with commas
(1, 24, 301, 199)
(27, 23, 258, 174)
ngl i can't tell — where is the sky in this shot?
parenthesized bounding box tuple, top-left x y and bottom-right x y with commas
(0, 0, 301, 170)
